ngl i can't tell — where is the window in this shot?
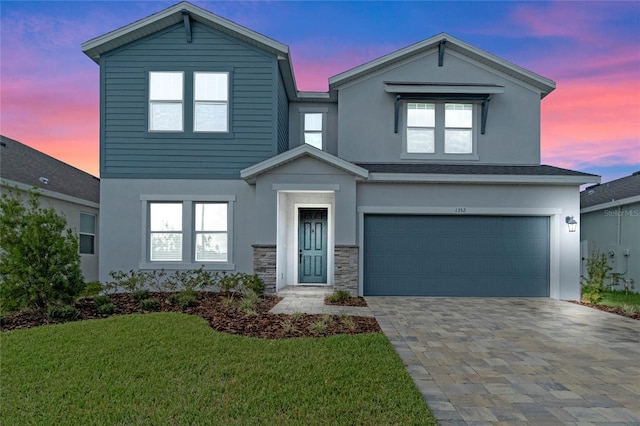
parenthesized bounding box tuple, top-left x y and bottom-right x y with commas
(144, 197, 234, 268)
(404, 102, 476, 157)
(194, 203, 228, 262)
(445, 104, 473, 154)
(149, 72, 184, 131)
(79, 213, 96, 255)
(149, 203, 183, 261)
(303, 113, 323, 149)
(407, 103, 435, 153)
(194, 72, 229, 132)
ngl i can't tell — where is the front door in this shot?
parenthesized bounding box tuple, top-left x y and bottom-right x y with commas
(298, 208, 328, 284)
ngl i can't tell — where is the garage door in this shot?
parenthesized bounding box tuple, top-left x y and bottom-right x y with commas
(363, 215, 549, 296)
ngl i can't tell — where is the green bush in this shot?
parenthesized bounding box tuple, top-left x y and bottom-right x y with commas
(0, 188, 84, 312)
(82, 282, 103, 298)
(168, 291, 198, 309)
(218, 272, 241, 293)
(96, 303, 116, 315)
(241, 274, 265, 296)
(47, 305, 79, 322)
(132, 290, 150, 302)
(165, 267, 215, 293)
(582, 248, 612, 304)
(105, 270, 150, 294)
(140, 298, 160, 311)
(327, 290, 351, 303)
(93, 295, 112, 308)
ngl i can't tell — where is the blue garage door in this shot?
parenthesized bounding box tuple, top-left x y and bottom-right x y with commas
(363, 215, 550, 296)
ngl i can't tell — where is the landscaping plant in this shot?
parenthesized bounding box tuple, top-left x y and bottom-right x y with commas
(581, 248, 612, 304)
(0, 188, 84, 312)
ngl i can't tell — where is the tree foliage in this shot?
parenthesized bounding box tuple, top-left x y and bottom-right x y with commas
(0, 187, 84, 312)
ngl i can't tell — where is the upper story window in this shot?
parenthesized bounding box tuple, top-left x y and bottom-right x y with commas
(149, 71, 229, 133)
(149, 72, 184, 132)
(403, 102, 476, 158)
(303, 113, 323, 149)
(194, 72, 229, 132)
(79, 213, 96, 255)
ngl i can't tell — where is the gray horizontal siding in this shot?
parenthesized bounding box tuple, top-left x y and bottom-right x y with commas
(101, 22, 278, 179)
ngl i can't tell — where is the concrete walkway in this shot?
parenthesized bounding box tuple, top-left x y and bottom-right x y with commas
(367, 297, 640, 425)
(269, 287, 373, 317)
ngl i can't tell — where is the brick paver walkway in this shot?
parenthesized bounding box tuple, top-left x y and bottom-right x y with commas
(367, 297, 640, 425)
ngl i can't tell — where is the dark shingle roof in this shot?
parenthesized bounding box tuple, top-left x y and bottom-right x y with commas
(581, 172, 640, 209)
(0, 135, 99, 204)
(356, 163, 597, 177)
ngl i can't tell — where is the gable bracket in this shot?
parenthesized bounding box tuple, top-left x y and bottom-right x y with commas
(481, 95, 492, 135)
(182, 10, 192, 43)
(438, 40, 446, 66)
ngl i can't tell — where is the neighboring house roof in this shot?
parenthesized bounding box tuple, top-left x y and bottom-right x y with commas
(81, 1, 299, 101)
(357, 163, 598, 185)
(329, 33, 556, 99)
(581, 172, 640, 210)
(0, 135, 100, 204)
(241, 145, 369, 184)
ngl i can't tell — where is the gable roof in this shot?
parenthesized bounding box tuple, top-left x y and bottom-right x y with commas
(240, 145, 369, 184)
(0, 135, 100, 204)
(82, 1, 299, 99)
(329, 33, 556, 98)
(581, 172, 640, 209)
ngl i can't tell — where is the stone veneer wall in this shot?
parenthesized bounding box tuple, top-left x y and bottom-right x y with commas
(252, 244, 276, 294)
(334, 245, 359, 296)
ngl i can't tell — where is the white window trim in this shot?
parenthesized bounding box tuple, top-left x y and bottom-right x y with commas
(401, 101, 479, 160)
(193, 71, 229, 134)
(148, 71, 185, 133)
(299, 107, 328, 150)
(79, 212, 96, 255)
(139, 195, 236, 271)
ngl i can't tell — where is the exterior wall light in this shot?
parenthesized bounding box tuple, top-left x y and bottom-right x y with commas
(565, 216, 577, 232)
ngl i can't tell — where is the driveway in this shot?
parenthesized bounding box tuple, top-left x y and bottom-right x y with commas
(367, 297, 640, 425)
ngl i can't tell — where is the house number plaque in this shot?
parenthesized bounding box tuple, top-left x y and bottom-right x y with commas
(454, 207, 467, 213)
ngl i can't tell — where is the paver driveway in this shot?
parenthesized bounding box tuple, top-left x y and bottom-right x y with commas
(367, 297, 640, 425)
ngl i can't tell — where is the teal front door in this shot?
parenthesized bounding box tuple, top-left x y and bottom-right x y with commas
(298, 208, 328, 283)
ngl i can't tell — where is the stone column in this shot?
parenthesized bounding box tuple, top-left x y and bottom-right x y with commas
(334, 245, 359, 296)
(252, 244, 276, 295)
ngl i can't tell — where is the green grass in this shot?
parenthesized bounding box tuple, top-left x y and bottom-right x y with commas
(600, 290, 640, 310)
(1, 313, 436, 425)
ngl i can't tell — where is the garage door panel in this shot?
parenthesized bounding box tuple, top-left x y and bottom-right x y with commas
(363, 215, 550, 297)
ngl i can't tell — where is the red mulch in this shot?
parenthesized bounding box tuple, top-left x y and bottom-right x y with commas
(324, 296, 368, 307)
(568, 300, 640, 320)
(0, 292, 381, 338)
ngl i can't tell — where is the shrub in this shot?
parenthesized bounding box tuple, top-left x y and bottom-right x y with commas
(582, 248, 612, 304)
(132, 290, 150, 302)
(241, 274, 265, 296)
(82, 282, 103, 298)
(140, 298, 160, 311)
(308, 320, 327, 335)
(219, 272, 241, 293)
(96, 303, 116, 315)
(281, 320, 296, 333)
(93, 295, 112, 308)
(0, 188, 84, 312)
(341, 316, 356, 331)
(105, 270, 150, 294)
(327, 290, 351, 303)
(47, 305, 79, 322)
(167, 293, 181, 306)
(239, 293, 257, 314)
(322, 314, 333, 324)
(290, 310, 304, 321)
(222, 296, 235, 309)
(169, 291, 197, 309)
(165, 267, 216, 293)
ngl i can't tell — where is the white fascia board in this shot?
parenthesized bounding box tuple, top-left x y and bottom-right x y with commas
(581, 195, 640, 213)
(82, 2, 288, 61)
(384, 83, 505, 94)
(365, 173, 598, 185)
(1, 179, 100, 209)
(240, 145, 369, 183)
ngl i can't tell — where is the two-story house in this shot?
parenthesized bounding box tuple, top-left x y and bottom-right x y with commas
(83, 2, 598, 300)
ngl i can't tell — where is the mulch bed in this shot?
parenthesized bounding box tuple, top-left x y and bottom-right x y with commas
(0, 292, 381, 338)
(568, 300, 640, 320)
(324, 296, 369, 307)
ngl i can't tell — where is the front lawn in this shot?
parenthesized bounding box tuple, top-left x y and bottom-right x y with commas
(600, 290, 640, 311)
(1, 313, 436, 425)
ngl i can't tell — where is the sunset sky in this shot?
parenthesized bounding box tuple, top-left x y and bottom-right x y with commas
(1, 1, 639, 184)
